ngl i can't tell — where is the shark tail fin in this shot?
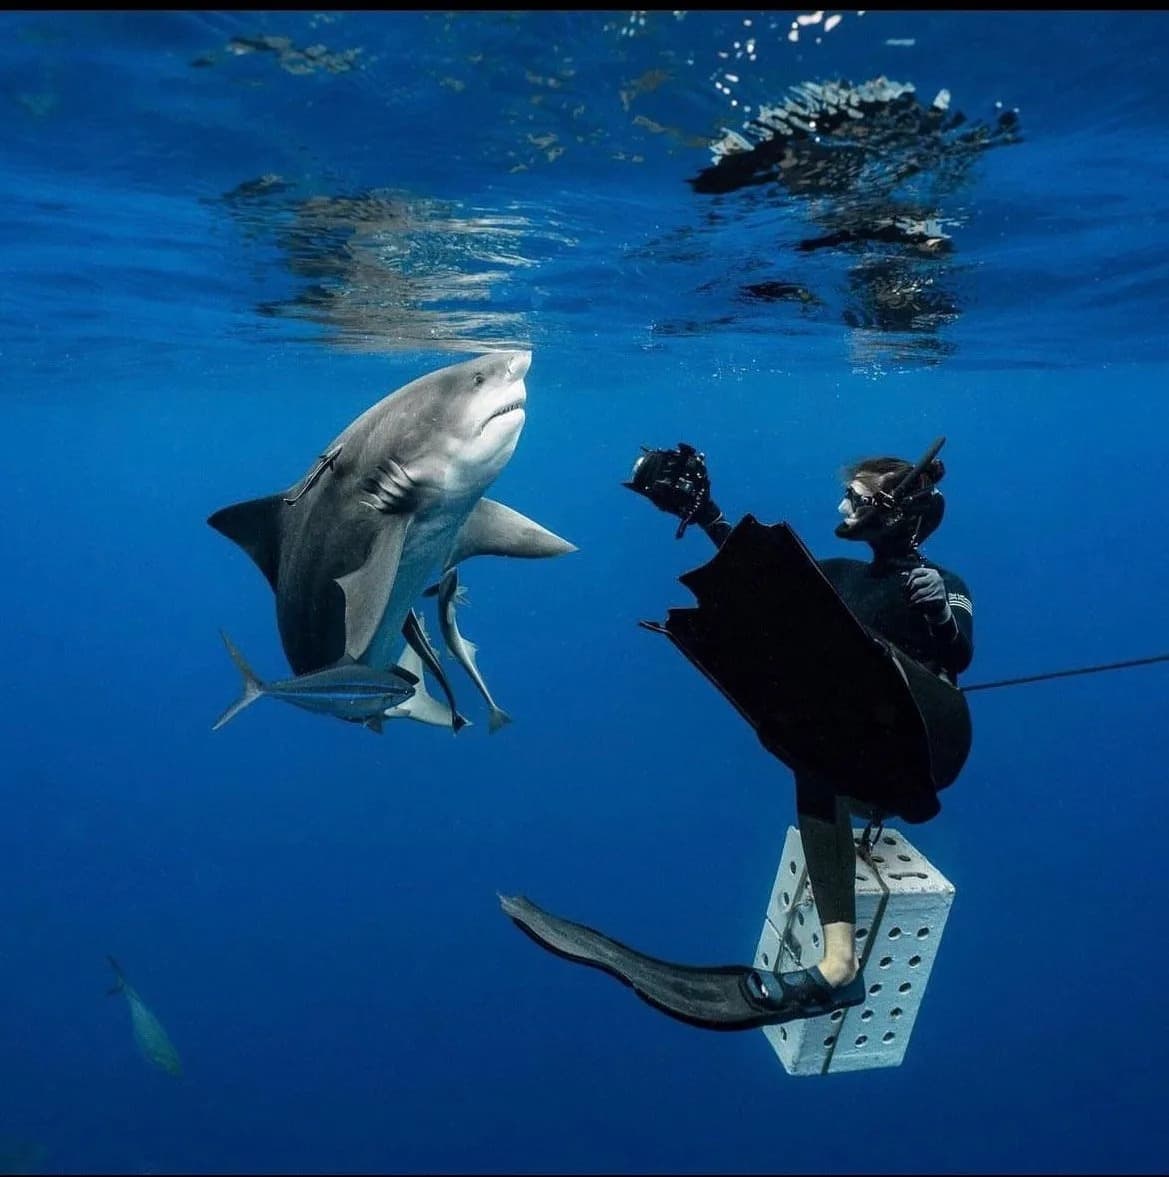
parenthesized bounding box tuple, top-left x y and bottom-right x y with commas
(106, 955, 126, 997)
(213, 631, 267, 731)
(488, 707, 512, 734)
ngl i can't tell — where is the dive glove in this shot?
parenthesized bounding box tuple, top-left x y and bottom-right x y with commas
(904, 565, 952, 625)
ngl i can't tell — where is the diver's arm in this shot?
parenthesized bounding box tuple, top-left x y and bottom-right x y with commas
(905, 566, 974, 677)
(694, 498, 733, 547)
(926, 606, 972, 676)
(927, 577, 974, 676)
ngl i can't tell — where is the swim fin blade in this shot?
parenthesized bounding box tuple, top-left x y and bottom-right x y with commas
(641, 515, 972, 822)
(501, 894, 792, 1032)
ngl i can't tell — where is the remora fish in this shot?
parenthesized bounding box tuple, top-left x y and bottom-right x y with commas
(381, 617, 471, 730)
(212, 631, 417, 733)
(106, 956, 183, 1078)
(426, 568, 511, 733)
(207, 351, 576, 690)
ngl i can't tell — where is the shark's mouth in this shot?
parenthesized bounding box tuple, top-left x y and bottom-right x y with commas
(481, 399, 526, 429)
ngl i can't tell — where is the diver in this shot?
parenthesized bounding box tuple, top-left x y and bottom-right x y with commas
(501, 436, 974, 1032)
(623, 438, 972, 1015)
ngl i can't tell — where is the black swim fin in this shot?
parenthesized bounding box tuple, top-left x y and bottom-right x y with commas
(501, 894, 825, 1032)
(642, 515, 972, 822)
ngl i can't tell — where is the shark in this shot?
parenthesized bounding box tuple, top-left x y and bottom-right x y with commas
(207, 351, 575, 712)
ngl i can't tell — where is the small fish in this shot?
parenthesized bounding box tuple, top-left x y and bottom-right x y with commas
(427, 568, 511, 733)
(283, 443, 343, 504)
(401, 608, 470, 732)
(212, 631, 417, 733)
(106, 956, 182, 1078)
(382, 624, 472, 730)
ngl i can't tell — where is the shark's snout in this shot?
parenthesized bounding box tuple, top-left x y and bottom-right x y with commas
(476, 350, 530, 435)
(506, 350, 532, 381)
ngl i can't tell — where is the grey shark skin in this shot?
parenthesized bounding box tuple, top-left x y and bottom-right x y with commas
(208, 351, 576, 678)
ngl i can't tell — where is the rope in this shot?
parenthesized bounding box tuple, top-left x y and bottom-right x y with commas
(961, 652, 1169, 693)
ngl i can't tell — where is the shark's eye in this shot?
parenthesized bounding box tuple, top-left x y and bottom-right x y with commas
(474, 372, 485, 386)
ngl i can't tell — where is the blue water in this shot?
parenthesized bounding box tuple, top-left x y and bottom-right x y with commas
(3, 9, 1168, 1174)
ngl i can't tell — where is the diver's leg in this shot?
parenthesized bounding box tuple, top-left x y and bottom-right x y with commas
(795, 777, 859, 988)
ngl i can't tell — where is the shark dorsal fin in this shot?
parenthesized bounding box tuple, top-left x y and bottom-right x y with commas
(207, 494, 287, 591)
(445, 498, 577, 569)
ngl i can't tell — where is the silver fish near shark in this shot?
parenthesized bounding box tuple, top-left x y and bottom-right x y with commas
(212, 631, 417, 733)
(106, 956, 182, 1078)
(381, 615, 471, 730)
(208, 352, 576, 700)
(426, 568, 511, 733)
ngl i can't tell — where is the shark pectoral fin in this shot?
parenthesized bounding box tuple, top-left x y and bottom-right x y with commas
(335, 519, 410, 662)
(207, 494, 287, 591)
(445, 498, 577, 569)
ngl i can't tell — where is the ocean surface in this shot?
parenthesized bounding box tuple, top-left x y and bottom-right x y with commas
(3, 9, 1168, 1175)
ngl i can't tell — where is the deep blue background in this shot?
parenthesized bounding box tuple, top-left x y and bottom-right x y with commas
(2, 10, 1168, 1175)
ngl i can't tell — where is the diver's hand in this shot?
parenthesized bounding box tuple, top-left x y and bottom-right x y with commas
(904, 566, 952, 624)
(624, 442, 711, 521)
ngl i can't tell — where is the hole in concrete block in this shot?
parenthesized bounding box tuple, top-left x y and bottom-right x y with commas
(830, 1009, 844, 1022)
(782, 891, 790, 908)
(897, 854, 911, 862)
(855, 927, 867, 940)
(882, 836, 896, 845)
(868, 983, 882, 995)
(823, 1035, 836, 1047)
(908, 955, 922, 967)
(789, 860, 797, 875)
(761, 953, 770, 966)
(780, 1026, 787, 1040)
(879, 956, 892, 968)
(898, 982, 912, 993)
(855, 873, 866, 882)
(916, 927, 930, 939)
(872, 855, 886, 863)
(797, 910, 805, 926)
(860, 1010, 873, 1021)
(855, 1035, 868, 1046)
(811, 932, 820, 947)
(890, 1007, 903, 1019)
(882, 1031, 895, 1043)
(889, 871, 928, 881)
(888, 927, 902, 939)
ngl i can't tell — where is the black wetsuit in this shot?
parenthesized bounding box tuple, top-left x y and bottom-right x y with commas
(698, 504, 974, 925)
(818, 555, 973, 682)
